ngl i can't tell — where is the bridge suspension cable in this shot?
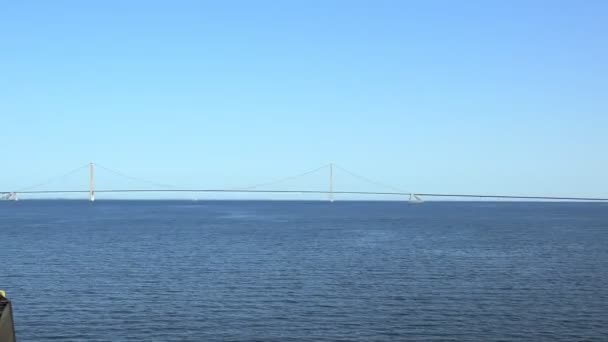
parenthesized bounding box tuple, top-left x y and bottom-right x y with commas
(234, 164, 330, 190)
(11, 163, 89, 192)
(95, 163, 179, 189)
(333, 163, 408, 193)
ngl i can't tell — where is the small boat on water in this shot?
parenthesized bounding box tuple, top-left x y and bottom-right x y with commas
(0, 291, 16, 342)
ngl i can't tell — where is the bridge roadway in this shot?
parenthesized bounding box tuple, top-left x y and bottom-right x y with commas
(1, 189, 607, 201)
(2, 162, 607, 201)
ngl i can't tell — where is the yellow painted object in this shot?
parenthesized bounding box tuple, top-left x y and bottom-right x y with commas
(0, 290, 16, 342)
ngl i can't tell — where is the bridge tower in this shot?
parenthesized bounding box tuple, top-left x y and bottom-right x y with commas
(89, 162, 95, 202)
(329, 162, 334, 202)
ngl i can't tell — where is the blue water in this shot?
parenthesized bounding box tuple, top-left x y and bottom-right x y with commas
(1, 200, 607, 341)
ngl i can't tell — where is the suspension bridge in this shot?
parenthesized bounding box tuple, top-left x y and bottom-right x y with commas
(1, 162, 607, 202)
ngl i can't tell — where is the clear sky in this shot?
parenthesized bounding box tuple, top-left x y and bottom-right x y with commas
(1, 1, 607, 199)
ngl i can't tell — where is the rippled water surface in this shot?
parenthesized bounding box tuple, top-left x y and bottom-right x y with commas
(1, 200, 607, 341)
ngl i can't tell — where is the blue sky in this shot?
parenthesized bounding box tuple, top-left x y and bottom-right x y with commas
(1, 1, 607, 199)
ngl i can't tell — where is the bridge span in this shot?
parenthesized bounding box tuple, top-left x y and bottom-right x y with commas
(1, 162, 607, 202)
